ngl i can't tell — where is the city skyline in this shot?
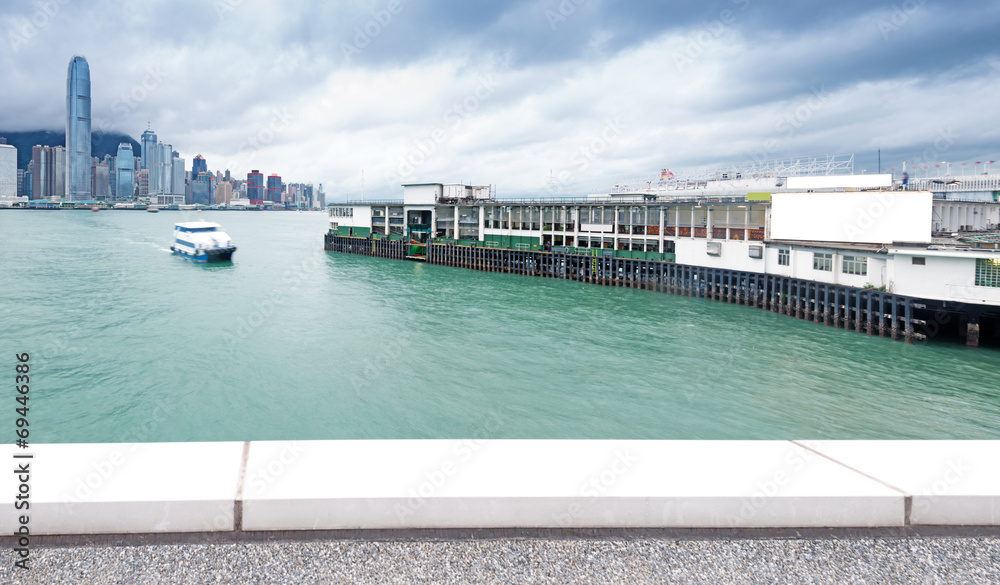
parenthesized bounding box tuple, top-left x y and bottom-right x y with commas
(1, 1, 999, 200)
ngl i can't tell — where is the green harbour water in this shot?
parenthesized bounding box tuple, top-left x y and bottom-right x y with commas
(1, 209, 999, 443)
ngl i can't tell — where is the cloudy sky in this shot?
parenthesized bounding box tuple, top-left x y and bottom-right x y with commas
(2, 0, 999, 200)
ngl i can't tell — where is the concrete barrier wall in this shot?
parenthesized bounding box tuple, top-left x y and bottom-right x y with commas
(2, 440, 998, 536)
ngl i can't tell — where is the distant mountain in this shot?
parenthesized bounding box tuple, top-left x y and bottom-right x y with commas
(0, 130, 140, 170)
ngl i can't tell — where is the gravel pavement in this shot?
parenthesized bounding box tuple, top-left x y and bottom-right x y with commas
(2, 537, 999, 584)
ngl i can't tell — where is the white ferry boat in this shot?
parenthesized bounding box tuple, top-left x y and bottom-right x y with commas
(170, 222, 236, 262)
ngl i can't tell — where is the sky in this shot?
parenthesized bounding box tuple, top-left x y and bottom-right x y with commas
(1, 0, 999, 200)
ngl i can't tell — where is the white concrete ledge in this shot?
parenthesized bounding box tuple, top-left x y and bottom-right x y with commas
(1, 442, 245, 535)
(2, 440, 998, 536)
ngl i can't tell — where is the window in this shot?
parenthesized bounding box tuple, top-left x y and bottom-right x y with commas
(842, 255, 868, 276)
(975, 258, 1000, 287)
(778, 249, 790, 266)
(912, 257, 926, 265)
(813, 252, 832, 271)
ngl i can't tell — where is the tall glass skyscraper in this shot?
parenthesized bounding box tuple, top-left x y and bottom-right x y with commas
(115, 143, 135, 199)
(140, 128, 157, 170)
(66, 56, 91, 201)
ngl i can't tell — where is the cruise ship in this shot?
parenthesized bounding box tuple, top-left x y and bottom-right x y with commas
(171, 221, 237, 262)
(325, 155, 1000, 347)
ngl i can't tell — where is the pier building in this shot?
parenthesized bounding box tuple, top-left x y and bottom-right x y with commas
(325, 156, 1000, 347)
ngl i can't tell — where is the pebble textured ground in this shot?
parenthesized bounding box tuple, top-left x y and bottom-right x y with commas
(2, 538, 998, 584)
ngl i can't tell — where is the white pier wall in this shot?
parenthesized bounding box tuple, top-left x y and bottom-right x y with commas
(3, 440, 998, 535)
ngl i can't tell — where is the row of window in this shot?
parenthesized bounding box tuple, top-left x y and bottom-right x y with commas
(776, 249, 869, 275)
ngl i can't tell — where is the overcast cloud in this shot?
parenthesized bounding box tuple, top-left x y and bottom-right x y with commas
(1, 0, 999, 199)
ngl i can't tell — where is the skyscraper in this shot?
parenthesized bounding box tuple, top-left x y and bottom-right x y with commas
(172, 154, 185, 199)
(31, 145, 66, 200)
(215, 180, 233, 205)
(91, 163, 110, 199)
(140, 128, 157, 170)
(0, 144, 16, 200)
(148, 142, 172, 195)
(192, 155, 207, 178)
(267, 173, 282, 202)
(247, 170, 264, 202)
(115, 143, 134, 199)
(66, 56, 91, 201)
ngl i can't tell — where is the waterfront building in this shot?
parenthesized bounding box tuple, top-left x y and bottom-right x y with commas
(0, 144, 16, 200)
(148, 141, 173, 196)
(31, 145, 66, 200)
(190, 172, 215, 206)
(136, 169, 149, 198)
(66, 56, 92, 201)
(327, 159, 1000, 346)
(115, 143, 135, 199)
(140, 128, 157, 170)
(247, 169, 264, 203)
(215, 179, 233, 205)
(21, 168, 32, 199)
(267, 173, 282, 202)
(192, 154, 207, 178)
(318, 183, 325, 208)
(17, 169, 25, 197)
(91, 163, 110, 199)
(172, 154, 186, 197)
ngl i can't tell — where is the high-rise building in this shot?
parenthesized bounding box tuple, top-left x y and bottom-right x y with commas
(191, 172, 213, 205)
(172, 154, 185, 198)
(192, 155, 207, 178)
(66, 56, 92, 201)
(91, 163, 110, 199)
(267, 173, 282, 202)
(17, 169, 25, 197)
(115, 143, 135, 199)
(215, 180, 233, 205)
(31, 145, 66, 200)
(148, 141, 173, 195)
(318, 183, 325, 207)
(247, 170, 264, 202)
(22, 168, 33, 199)
(140, 128, 157, 170)
(0, 144, 16, 199)
(136, 169, 149, 197)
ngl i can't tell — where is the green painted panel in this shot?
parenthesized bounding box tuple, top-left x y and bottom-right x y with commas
(747, 192, 772, 201)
